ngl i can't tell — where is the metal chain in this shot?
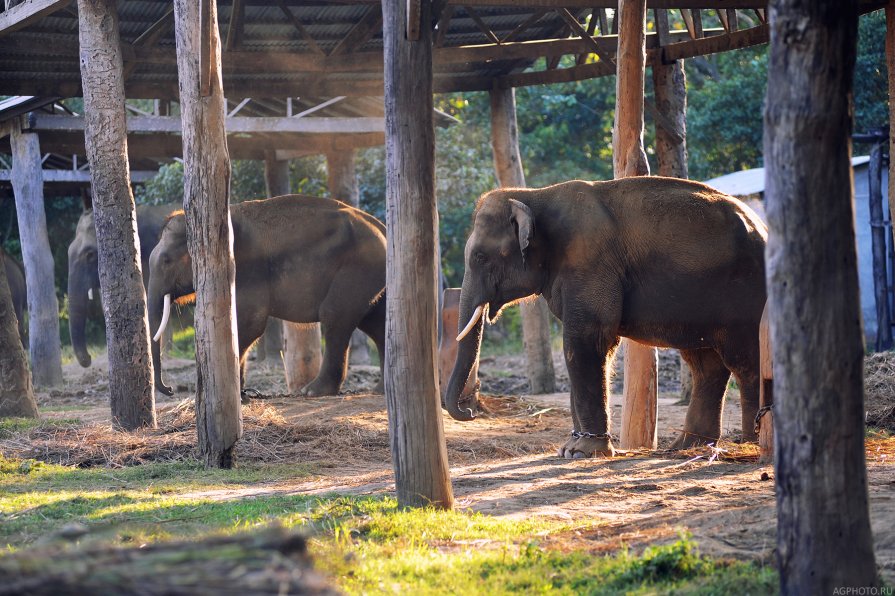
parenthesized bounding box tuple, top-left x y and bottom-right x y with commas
(753, 404, 774, 435)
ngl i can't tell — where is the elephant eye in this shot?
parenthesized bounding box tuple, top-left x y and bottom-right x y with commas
(474, 252, 488, 265)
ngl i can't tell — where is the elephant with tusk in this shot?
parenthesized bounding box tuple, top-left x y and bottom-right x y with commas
(444, 177, 767, 458)
(148, 194, 386, 397)
(66, 203, 179, 368)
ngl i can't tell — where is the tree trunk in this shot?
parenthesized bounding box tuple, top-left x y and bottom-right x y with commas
(326, 151, 370, 365)
(173, 0, 242, 468)
(77, 0, 156, 430)
(263, 154, 322, 384)
(10, 125, 62, 388)
(615, 0, 658, 450)
(0, 249, 38, 418)
(489, 87, 556, 395)
(887, 4, 895, 274)
(383, 0, 453, 509)
(652, 57, 692, 404)
(765, 0, 877, 591)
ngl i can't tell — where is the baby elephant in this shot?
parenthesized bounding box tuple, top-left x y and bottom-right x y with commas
(148, 195, 386, 396)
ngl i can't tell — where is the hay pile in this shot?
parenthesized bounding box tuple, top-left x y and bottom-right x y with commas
(865, 352, 895, 431)
(0, 527, 336, 595)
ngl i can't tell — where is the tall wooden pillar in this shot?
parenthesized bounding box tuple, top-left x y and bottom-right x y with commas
(765, 0, 876, 591)
(383, 0, 453, 509)
(264, 154, 323, 388)
(0, 249, 38, 418)
(77, 0, 156, 429)
(615, 0, 658, 450)
(887, 3, 895, 291)
(652, 57, 692, 403)
(173, 0, 242, 468)
(10, 124, 63, 388)
(489, 87, 557, 395)
(327, 150, 370, 365)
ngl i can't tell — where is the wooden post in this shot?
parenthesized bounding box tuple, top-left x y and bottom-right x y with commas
(615, 0, 658, 450)
(489, 87, 556, 395)
(10, 124, 63, 388)
(887, 3, 895, 281)
(173, 0, 242, 468)
(758, 302, 773, 464)
(869, 143, 893, 350)
(383, 0, 454, 509)
(0, 249, 38, 418)
(263, 154, 322, 385)
(651, 56, 692, 404)
(77, 0, 156, 430)
(326, 150, 370, 365)
(765, 0, 877, 590)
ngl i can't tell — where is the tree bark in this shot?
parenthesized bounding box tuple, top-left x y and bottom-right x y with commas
(765, 0, 877, 591)
(263, 154, 322, 381)
(489, 87, 556, 395)
(0, 249, 38, 418)
(174, 0, 242, 468)
(383, 0, 454, 509)
(326, 151, 370, 365)
(652, 57, 692, 404)
(10, 125, 63, 388)
(77, 0, 156, 430)
(615, 0, 658, 450)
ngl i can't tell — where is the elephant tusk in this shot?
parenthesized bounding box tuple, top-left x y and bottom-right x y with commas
(153, 294, 171, 342)
(456, 304, 487, 342)
(88, 288, 93, 301)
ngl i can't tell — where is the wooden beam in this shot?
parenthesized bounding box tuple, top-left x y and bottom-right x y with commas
(681, 9, 703, 39)
(0, 0, 70, 38)
(225, 0, 244, 51)
(501, 9, 545, 42)
(615, 0, 658, 451)
(658, 23, 768, 63)
(30, 114, 386, 134)
(558, 7, 615, 64)
(123, 5, 175, 80)
(654, 8, 671, 47)
(434, 4, 453, 46)
(275, 0, 324, 55)
(575, 8, 597, 65)
(463, 5, 500, 44)
(329, 5, 382, 55)
(0, 168, 156, 182)
(448, 0, 768, 7)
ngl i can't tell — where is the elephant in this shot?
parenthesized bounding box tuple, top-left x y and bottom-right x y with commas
(444, 177, 767, 458)
(148, 194, 386, 397)
(67, 203, 178, 368)
(2, 246, 27, 346)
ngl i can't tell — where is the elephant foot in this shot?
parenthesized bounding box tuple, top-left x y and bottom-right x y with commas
(557, 431, 615, 459)
(299, 377, 341, 397)
(669, 430, 719, 450)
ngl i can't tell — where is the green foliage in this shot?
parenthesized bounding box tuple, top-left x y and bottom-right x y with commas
(855, 11, 889, 136)
(134, 162, 184, 205)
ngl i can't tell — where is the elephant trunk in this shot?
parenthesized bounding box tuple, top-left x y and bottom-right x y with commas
(443, 282, 486, 421)
(67, 266, 92, 368)
(148, 280, 174, 396)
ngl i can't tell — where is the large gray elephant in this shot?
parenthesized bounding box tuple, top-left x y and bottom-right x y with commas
(66, 203, 178, 367)
(148, 195, 386, 397)
(2, 246, 26, 346)
(444, 177, 767, 458)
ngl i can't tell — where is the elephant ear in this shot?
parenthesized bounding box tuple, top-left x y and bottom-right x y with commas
(508, 198, 534, 260)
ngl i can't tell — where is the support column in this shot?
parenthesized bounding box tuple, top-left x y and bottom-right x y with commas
(651, 57, 692, 403)
(0, 249, 38, 418)
(489, 87, 556, 395)
(765, 0, 876, 591)
(174, 0, 242, 468)
(887, 2, 895, 323)
(10, 124, 63, 388)
(77, 0, 156, 429)
(326, 150, 371, 365)
(264, 154, 322, 389)
(615, 0, 658, 450)
(383, 0, 453, 508)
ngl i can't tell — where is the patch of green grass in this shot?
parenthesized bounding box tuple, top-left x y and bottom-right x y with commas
(867, 426, 893, 439)
(41, 405, 92, 413)
(0, 418, 81, 438)
(170, 326, 196, 359)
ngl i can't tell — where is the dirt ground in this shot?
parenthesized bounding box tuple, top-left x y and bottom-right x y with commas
(13, 348, 895, 583)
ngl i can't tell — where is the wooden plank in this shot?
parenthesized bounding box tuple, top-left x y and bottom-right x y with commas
(30, 114, 386, 134)
(501, 9, 545, 42)
(558, 7, 615, 64)
(225, 0, 244, 51)
(383, 0, 454, 509)
(655, 8, 670, 47)
(173, 0, 242, 468)
(765, 0, 876, 591)
(659, 23, 768, 62)
(886, 2, 895, 282)
(329, 5, 382, 55)
(575, 8, 597, 65)
(463, 5, 500, 44)
(434, 4, 453, 46)
(0, 0, 70, 38)
(0, 168, 156, 182)
(275, 0, 324, 55)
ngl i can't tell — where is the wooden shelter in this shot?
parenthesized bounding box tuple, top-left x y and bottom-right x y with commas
(0, 0, 887, 588)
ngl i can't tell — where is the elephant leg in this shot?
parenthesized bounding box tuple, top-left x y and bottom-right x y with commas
(717, 335, 761, 443)
(670, 348, 731, 449)
(558, 331, 617, 459)
(237, 317, 267, 392)
(357, 297, 386, 393)
(300, 315, 353, 397)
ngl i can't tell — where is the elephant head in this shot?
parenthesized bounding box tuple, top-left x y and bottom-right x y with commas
(147, 212, 193, 396)
(444, 191, 548, 421)
(66, 210, 101, 367)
